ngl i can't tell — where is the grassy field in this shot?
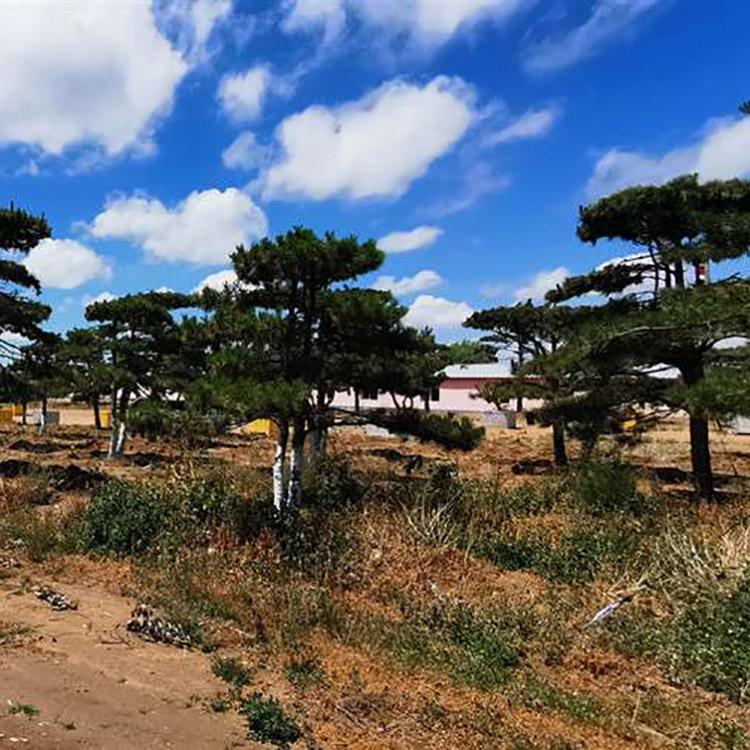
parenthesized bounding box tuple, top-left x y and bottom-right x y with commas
(0, 416, 749, 748)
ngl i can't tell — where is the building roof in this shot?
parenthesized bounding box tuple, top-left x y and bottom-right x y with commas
(440, 362, 512, 380)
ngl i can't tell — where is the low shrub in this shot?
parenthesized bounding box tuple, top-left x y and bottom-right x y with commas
(280, 456, 363, 584)
(81, 480, 170, 557)
(212, 656, 253, 690)
(239, 693, 302, 748)
(569, 461, 651, 517)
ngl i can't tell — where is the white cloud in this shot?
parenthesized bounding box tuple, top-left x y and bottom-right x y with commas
(523, 0, 666, 74)
(377, 226, 443, 254)
(218, 66, 273, 121)
(83, 291, 117, 309)
(513, 266, 570, 302)
(488, 106, 560, 145)
(156, 0, 233, 63)
(372, 270, 443, 296)
(193, 269, 239, 292)
(0, 2, 196, 157)
(587, 116, 750, 196)
(427, 162, 511, 217)
(23, 239, 112, 290)
(89, 188, 268, 265)
(259, 76, 476, 201)
(283, 0, 346, 41)
(404, 295, 474, 329)
(283, 0, 529, 48)
(222, 131, 270, 170)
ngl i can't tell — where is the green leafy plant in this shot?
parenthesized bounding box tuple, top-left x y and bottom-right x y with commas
(212, 656, 253, 690)
(239, 693, 302, 747)
(81, 480, 170, 556)
(8, 700, 40, 718)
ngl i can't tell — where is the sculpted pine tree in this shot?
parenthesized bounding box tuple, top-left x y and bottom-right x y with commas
(201, 228, 484, 511)
(544, 175, 750, 498)
(85, 291, 195, 455)
(60, 328, 109, 429)
(0, 204, 53, 361)
(464, 303, 600, 466)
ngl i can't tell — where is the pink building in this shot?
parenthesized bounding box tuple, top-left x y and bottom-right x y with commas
(331, 362, 532, 425)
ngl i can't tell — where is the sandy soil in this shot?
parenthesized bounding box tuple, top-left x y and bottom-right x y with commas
(0, 576, 250, 749)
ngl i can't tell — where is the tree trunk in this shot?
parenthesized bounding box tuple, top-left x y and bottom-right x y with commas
(272, 422, 289, 512)
(681, 359, 715, 499)
(92, 397, 102, 431)
(516, 346, 524, 413)
(21, 400, 27, 426)
(287, 420, 305, 509)
(41, 394, 48, 419)
(689, 414, 714, 500)
(310, 427, 328, 462)
(552, 421, 568, 467)
(354, 390, 360, 414)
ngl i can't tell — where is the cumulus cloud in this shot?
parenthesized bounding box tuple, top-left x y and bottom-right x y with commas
(0, 1, 232, 157)
(259, 77, 476, 201)
(488, 106, 560, 145)
(404, 295, 474, 329)
(23, 239, 112, 290)
(89, 188, 268, 265)
(513, 266, 570, 302)
(523, 0, 666, 74)
(377, 226, 443, 254)
(372, 270, 443, 296)
(193, 269, 239, 292)
(218, 66, 273, 121)
(283, 0, 529, 48)
(222, 131, 271, 170)
(587, 116, 750, 196)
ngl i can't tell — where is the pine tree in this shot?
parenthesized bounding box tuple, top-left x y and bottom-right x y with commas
(84, 291, 196, 455)
(200, 228, 484, 511)
(542, 175, 750, 498)
(0, 204, 53, 363)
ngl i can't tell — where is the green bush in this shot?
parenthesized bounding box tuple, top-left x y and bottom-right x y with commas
(81, 480, 170, 557)
(280, 457, 363, 583)
(239, 693, 302, 748)
(212, 656, 253, 690)
(176, 475, 244, 529)
(569, 461, 651, 516)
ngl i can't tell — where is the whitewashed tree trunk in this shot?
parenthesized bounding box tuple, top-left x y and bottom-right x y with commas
(109, 420, 127, 457)
(272, 423, 289, 511)
(115, 421, 127, 454)
(37, 410, 45, 437)
(287, 423, 305, 509)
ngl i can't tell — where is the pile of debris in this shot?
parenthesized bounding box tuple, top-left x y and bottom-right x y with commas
(126, 604, 193, 649)
(32, 585, 78, 611)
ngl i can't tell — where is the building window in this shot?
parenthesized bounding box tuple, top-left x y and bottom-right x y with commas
(430, 387, 441, 402)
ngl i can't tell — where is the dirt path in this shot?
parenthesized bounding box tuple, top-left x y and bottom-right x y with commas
(0, 576, 251, 749)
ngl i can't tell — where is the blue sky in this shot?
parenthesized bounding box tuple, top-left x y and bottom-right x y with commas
(1, 0, 749, 340)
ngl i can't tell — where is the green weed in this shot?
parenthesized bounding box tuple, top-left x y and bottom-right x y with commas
(239, 693, 302, 748)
